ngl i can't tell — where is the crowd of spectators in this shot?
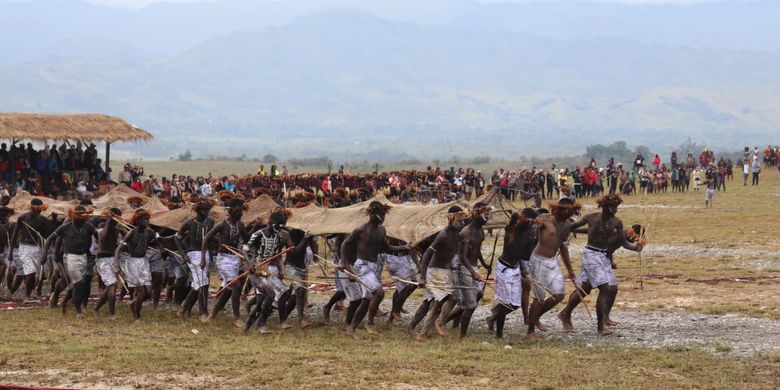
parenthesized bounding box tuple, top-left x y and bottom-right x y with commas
(2, 140, 778, 209)
(115, 145, 780, 209)
(0, 140, 108, 199)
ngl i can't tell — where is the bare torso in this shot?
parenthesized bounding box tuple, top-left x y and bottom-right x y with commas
(354, 223, 387, 263)
(502, 222, 536, 265)
(533, 214, 570, 258)
(97, 223, 121, 257)
(215, 219, 248, 251)
(458, 222, 485, 267)
(428, 225, 460, 269)
(181, 217, 215, 252)
(124, 227, 156, 258)
(17, 213, 47, 246)
(56, 222, 97, 255)
(581, 212, 622, 249)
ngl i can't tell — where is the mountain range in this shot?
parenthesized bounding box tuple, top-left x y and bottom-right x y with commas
(1, 0, 778, 161)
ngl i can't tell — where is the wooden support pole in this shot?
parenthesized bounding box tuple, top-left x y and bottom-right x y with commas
(105, 142, 111, 181)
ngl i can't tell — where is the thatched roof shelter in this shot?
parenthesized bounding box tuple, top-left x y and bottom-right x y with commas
(0, 112, 152, 177)
(0, 113, 152, 143)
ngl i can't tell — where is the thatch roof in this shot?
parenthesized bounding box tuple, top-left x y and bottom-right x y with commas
(0, 113, 152, 143)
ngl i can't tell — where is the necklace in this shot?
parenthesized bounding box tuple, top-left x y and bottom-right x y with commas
(596, 219, 611, 243)
(226, 219, 240, 245)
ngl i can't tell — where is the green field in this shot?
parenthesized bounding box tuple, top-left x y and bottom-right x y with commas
(2, 168, 779, 389)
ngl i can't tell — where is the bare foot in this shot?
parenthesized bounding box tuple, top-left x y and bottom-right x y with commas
(536, 321, 549, 332)
(322, 307, 331, 325)
(486, 315, 495, 335)
(92, 309, 99, 317)
(599, 329, 615, 337)
(526, 332, 539, 342)
(110, 315, 116, 321)
(435, 320, 450, 338)
(345, 327, 358, 340)
(365, 323, 380, 336)
(205, 315, 215, 323)
(558, 312, 576, 332)
(175, 310, 184, 319)
(376, 309, 388, 318)
(279, 321, 293, 330)
(391, 311, 403, 322)
(198, 314, 209, 323)
(605, 319, 621, 327)
(257, 325, 272, 334)
(459, 336, 468, 344)
(299, 319, 311, 329)
(233, 318, 244, 328)
(415, 333, 429, 342)
(405, 328, 416, 337)
(75, 313, 84, 319)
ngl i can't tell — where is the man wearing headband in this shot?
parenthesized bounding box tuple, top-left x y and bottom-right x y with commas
(561, 223, 643, 330)
(526, 198, 579, 341)
(559, 195, 643, 336)
(341, 201, 410, 339)
(175, 198, 216, 322)
(448, 202, 491, 341)
(414, 205, 467, 341)
(93, 208, 123, 318)
(116, 209, 160, 321)
(203, 198, 250, 327)
(242, 208, 296, 334)
(278, 228, 315, 330)
(41, 205, 99, 317)
(8, 198, 49, 301)
(486, 207, 538, 339)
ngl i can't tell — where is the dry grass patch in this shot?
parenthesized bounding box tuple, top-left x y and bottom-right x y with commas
(1, 307, 778, 389)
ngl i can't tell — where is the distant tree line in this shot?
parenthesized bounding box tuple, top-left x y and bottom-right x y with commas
(172, 140, 719, 170)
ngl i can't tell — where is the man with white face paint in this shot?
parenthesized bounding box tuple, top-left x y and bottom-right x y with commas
(341, 201, 410, 339)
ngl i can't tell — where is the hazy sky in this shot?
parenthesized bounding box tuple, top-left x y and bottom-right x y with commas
(0, 0, 748, 8)
(65, 0, 742, 10)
